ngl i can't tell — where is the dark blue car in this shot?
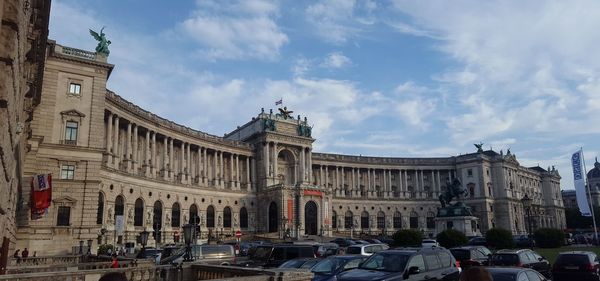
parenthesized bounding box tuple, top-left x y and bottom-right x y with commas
(311, 255, 368, 281)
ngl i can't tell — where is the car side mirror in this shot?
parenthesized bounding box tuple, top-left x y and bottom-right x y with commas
(538, 257, 544, 261)
(408, 266, 420, 275)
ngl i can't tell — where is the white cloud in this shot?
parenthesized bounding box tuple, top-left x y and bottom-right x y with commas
(306, 0, 377, 44)
(321, 52, 352, 69)
(181, 0, 288, 60)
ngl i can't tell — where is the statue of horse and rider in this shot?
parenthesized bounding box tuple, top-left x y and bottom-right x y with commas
(439, 177, 468, 208)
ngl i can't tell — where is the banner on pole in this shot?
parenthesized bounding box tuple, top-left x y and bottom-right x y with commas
(115, 215, 125, 236)
(572, 150, 592, 216)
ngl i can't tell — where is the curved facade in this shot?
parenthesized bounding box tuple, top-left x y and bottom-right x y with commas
(17, 41, 566, 254)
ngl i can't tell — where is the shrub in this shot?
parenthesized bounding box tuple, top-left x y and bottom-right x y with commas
(98, 244, 114, 255)
(534, 228, 565, 248)
(485, 228, 514, 249)
(392, 229, 423, 247)
(436, 229, 468, 248)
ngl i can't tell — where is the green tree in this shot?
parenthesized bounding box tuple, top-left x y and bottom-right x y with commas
(485, 228, 514, 249)
(533, 228, 565, 248)
(392, 229, 423, 247)
(436, 229, 468, 248)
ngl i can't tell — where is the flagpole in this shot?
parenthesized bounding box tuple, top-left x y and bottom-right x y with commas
(581, 147, 599, 242)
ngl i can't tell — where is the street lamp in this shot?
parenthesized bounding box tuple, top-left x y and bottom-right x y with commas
(139, 229, 149, 255)
(79, 240, 84, 254)
(182, 224, 193, 261)
(521, 194, 533, 236)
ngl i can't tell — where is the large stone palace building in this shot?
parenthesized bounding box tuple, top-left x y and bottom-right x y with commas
(15, 40, 566, 255)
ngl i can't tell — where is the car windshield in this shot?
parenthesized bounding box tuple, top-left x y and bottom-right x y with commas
(312, 257, 344, 274)
(492, 254, 519, 264)
(556, 254, 589, 264)
(450, 249, 470, 260)
(201, 245, 232, 256)
(359, 252, 409, 272)
(300, 259, 319, 269)
(279, 259, 308, 268)
(346, 247, 361, 254)
(489, 272, 518, 281)
(252, 247, 272, 260)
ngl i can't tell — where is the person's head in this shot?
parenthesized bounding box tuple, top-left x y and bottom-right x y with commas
(459, 267, 492, 281)
(99, 272, 127, 281)
(24, 248, 27, 251)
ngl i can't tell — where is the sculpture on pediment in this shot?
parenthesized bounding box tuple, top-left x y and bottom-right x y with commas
(474, 142, 484, 153)
(278, 106, 293, 120)
(264, 117, 276, 131)
(89, 27, 111, 56)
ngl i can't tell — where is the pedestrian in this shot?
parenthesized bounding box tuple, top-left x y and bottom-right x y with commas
(459, 266, 492, 281)
(21, 248, 29, 259)
(110, 254, 119, 268)
(13, 249, 20, 264)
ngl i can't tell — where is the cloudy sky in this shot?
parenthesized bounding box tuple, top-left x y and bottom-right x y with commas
(49, 0, 600, 189)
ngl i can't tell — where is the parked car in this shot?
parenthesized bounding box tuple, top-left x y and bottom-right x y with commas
(316, 243, 340, 258)
(330, 238, 357, 247)
(467, 236, 487, 246)
(311, 255, 368, 281)
(489, 249, 551, 278)
(449, 246, 491, 270)
(552, 251, 600, 281)
(421, 239, 440, 248)
(365, 239, 384, 244)
(278, 257, 320, 269)
(160, 245, 182, 260)
(514, 235, 536, 248)
(237, 244, 316, 268)
(337, 247, 460, 281)
(487, 267, 549, 281)
(345, 244, 389, 256)
(160, 244, 236, 265)
(136, 247, 161, 259)
(352, 239, 370, 245)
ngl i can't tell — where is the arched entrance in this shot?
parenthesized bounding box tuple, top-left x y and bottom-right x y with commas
(277, 150, 296, 185)
(304, 201, 318, 235)
(268, 202, 278, 233)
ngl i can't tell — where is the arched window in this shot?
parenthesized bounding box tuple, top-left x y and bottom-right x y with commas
(134, 198, 144, 226)
(409, 211, 419, 229)
(207, 205, 215, 228)
(332, 211, 337, 229)
(96, 192, 104, 225)
(224, 207, 232, 228)
(153, 201, 163, 242)
(426, 212, 435, 229)
(344, 211, 353, 229)
(171, 203, 181, 227)
(115, 195, 124, 217)
(240, 207, 248, 229)
(189, 204, 199, 225)
(393, 211, 402, 229)
(377, 211, 385, 229)
(361, 211, 369, 229)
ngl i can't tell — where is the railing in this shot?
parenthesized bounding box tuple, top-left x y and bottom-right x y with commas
(8, 255, 83, 267)
(6, 259, 154, 275)
(0, 265, 164, 281)
(191, 264, 314, 281)
(60, 46, 97, 60)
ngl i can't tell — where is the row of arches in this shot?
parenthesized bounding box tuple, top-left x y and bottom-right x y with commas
(97, 193, 250, 229)
(331, 210, 436, 230)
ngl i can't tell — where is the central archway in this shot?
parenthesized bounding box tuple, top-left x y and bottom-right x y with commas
(268, 202, 278, 233)
(304, 201, 318, 235)
(277, 150, 296, 185)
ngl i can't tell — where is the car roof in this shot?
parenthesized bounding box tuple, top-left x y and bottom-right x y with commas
(331, 255, 368, 260)
(558, 251, 595, 255)
(495, 249, 530, 254)
(487, 267, 531, 274)
(450, 246, 485, 250)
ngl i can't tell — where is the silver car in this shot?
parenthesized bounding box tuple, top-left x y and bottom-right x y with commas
(345, 244, 389, 256)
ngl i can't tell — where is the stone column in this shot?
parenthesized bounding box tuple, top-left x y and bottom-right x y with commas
(133, 124, 138, 172)
(169, 138, 174, 179)
(272, 143, 278, 181)
(307, 148, 312, 183)
(235, 154, 240, 189)
(319, 166, 323, 187)
(213, 150, 218, 187)
(325, 166, 329, 190)
(145, 130, 150, 176)
(107, 113, 113, 165)
(151, 132, 156, 176)
(341, 167, 345, 195)
(229, 153, 234, 188)
(264, 142, 270, 178)
(180, 142, 185, 181)
(299, 146, 305, 183)
(404, 170, 408, 197)
(162, 137, 168, 179)
(197, 147, 202, 185)
(203, 148, 208, 184)
(436, 170, 441, 193)
(114, 116, 120, 165)
(245, 156, 250, 189)
(388, 169, 392, 198)
(220, 151, 224, 188)
(126, 122, 132, 171)
(251, 158, 256, 190)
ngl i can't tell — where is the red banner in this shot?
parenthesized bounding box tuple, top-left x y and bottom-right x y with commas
(303, 190, 323, 197)
(287, 199, 293, 223)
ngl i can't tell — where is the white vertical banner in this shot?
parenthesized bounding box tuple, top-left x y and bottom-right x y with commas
(115, 215, 125, 236)
(572, 150, 592, 216)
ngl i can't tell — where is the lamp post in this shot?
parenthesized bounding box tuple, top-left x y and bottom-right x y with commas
(521, 194, 533, 245)
(140, 229, 149, 256)
(79, 240, 84, 254)
(182, 224, 193, 261)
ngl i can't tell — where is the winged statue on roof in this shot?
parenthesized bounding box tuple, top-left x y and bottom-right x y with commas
(89, 27, 111, 56)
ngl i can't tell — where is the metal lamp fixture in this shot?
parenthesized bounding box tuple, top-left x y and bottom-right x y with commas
(140, 229, 150, 252)
(521, 194, 533, 239)
(182, 224, 193, 261)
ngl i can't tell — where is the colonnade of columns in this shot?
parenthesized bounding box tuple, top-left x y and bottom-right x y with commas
(263, 142, 312, 184)
(105, 112, 256, 190)
(312, 165, 456, 199)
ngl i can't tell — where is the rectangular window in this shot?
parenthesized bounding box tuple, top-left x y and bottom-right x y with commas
(65, 121, 78, 143)
(426, 217, 435, 229)
(69, 83, 81, 95)
(60, 165, 75, 180)
(467, 169, 473, 177)
(57, 206, 71, 226)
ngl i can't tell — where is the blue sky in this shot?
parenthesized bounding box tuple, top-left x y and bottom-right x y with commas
(48, 0, 600, 189)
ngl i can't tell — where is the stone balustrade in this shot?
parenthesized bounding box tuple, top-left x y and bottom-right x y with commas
(8, 255, 83, 267)
(6, 259, 154, 275)
(0, 265, 164, 281)
(190, 264, 313, 281)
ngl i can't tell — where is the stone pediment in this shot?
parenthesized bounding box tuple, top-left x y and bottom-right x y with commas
(53, 196, 77, 207)
(60, 109, 86, 117)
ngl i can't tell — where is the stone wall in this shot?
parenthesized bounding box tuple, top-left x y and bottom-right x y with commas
(0, 0, 50, 272)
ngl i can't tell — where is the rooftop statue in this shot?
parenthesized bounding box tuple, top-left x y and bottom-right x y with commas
(278, 106, 293, 120)
(474, 142, 484, 153)
(89, 27, 111, 56)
